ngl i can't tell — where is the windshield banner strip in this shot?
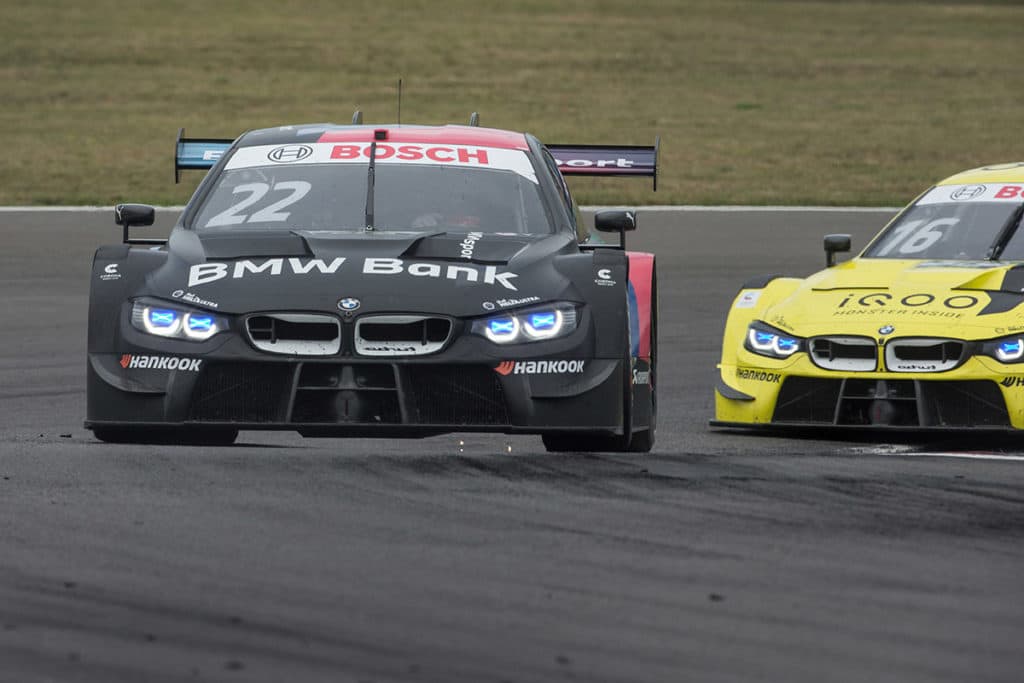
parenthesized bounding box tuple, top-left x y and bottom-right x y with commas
(919, 184, 1024, 205)
(224, 143, 538, 183)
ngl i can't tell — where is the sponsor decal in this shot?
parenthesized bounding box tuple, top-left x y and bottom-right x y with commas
(1001, 377, 1024, 388)
(189, 257, 345, 286)
(267, 144, 313, 163)
(100, 263, 121, 281)
(950, 185, 986, 201)
(224, 143, 539, 183)
(203, 150, 223, 162)
(734, 290, 760, 309)
(171, 289, 219, 309)
(495, 296, 540, 308)
(459, 232, 483, 259)
(362, 258, 518, 290)
(118, 354, 202, 371)
(482, 301, 496, 311)
(554, 156, 635, 170)
(362, 343, 416, 353)
(890, 363, 938, 371)
(735, 368, 782, 383)
(595, 268, 616, 287)
(833, 291, 980, 319)
(494, 360, 586, 376)
(917, 184, 1024, 205)
(188, 257, 518, 291)
(331, 143, 490, 164)
(632, 368, 651, 385)
(337, 297, 361, 311)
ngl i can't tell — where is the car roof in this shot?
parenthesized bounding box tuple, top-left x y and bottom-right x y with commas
(936, 162, 1024, 186)
(236, 124, 532, 151)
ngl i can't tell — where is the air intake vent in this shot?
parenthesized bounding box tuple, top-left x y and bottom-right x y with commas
(246, 313, 341, 355)
(884, 338, 965, 372)
(355, 315, 452, 356)
(809, 336, 877, 371)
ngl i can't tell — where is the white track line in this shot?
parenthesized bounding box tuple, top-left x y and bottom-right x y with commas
(901, 452, 1024, 462)
(846, 445, 1024, 461)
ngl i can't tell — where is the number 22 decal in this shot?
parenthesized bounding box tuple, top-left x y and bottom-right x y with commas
(206, 181, 312, 227)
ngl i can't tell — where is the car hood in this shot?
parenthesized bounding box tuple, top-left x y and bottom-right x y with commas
(761, 258, 1024, 338)
(142, 228, 579, 316)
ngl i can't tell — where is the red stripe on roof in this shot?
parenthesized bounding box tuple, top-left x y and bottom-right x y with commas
(317, 125, 529, 150)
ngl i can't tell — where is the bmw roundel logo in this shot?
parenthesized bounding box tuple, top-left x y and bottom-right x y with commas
(878, 325, 895, 335)
(338, 297, 361, 311)
(268, 144, 313, 163)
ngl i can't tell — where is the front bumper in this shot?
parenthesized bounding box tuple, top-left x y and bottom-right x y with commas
(86, 348, 626, 438)
(714, 356, 1024, 430)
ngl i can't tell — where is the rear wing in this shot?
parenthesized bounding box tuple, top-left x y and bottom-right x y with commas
(547, 137, 659, 191)
(175, 128, 233, 183)
(174, 127, 660, 191)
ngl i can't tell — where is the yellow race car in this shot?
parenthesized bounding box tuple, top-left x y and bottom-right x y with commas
(713, 163, 1024, 431)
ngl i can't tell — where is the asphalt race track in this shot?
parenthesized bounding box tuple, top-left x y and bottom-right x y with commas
(2, 208, 1023, 683)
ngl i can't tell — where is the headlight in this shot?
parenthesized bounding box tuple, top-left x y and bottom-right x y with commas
(131, 300, 228, 341)
(471, 303, 578, 344)
(744, 322, 803, 359)
(982, 335, 1024, 363)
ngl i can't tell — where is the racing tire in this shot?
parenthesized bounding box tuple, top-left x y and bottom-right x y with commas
(91, 426, 239, 446)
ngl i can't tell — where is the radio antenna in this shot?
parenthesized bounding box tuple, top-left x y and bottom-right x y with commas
(397, 78, 402, 125)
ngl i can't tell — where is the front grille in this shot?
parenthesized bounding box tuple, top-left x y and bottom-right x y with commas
(246, 313, 341, 355)
(772, 377, 1009, 427)
(354, 315, 452, 356)
(884, 338, 966, 372)
(809, 336, 877, 371)
(188, 362, 294, 422)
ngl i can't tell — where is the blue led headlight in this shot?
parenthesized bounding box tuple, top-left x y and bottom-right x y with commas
(484, 316, 521, 343)
(131, 300, 227, 342)
(143, 308, 181, 336)
(744, 322, 803, 359)
(472, 303, 577, 344)
(982, 335, 1024, 363)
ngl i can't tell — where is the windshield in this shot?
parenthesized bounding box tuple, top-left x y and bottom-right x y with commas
(191, 142, 553, 234)
(864, 184, 1024, 260)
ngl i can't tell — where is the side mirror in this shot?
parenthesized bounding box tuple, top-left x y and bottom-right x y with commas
(594, 210, 636, 250)
(114, 203, 156, 244)
(115, 203, 155, 227)
(824, 234, 852, 267)
(594, 210, 636, 233)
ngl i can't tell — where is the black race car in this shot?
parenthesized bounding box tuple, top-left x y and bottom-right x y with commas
(86, 116, 659, 451)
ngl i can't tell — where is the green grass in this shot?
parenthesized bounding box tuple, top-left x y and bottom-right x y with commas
(2, 0, 1023, 206)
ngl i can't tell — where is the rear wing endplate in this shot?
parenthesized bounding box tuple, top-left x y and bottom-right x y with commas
(175, 128, 234, 183)
(547, 137, 659, 191)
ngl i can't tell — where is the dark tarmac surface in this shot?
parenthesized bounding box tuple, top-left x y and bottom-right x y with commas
(1, 208, 1023, 682)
